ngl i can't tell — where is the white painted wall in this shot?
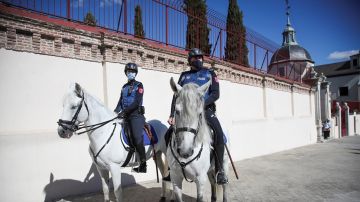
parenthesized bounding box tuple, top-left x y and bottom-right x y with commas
(0, 49, 317, 202)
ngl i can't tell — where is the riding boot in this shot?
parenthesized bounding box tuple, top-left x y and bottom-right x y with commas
(164, 126, 174, 147)
(133, 144, 147, 173)
(215, 144, 228, 185)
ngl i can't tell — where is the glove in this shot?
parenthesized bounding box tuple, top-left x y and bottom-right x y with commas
(117, 111, 126, 119)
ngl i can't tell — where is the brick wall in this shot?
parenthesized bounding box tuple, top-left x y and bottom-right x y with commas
(0, 6, 311, 94)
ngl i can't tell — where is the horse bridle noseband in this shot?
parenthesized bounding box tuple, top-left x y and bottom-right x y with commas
(174, 113, 202, 137)
(57, 92, 89, 133)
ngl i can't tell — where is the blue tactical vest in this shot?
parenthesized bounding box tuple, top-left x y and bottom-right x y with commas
(121, 81, 143, 109)
(179, 68, 212, 100)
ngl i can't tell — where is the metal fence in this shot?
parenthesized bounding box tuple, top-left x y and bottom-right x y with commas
(1, 0, 302, 80)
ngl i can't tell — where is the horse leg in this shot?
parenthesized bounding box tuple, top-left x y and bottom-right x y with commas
(222, 184, 228, 202)
(155, 151, 169, 202)
(110, 164, 122, 202)
(195, 174, 208, 202)
(96, 166, 110, 202)
(208, 171, 217, 202)
(171, 172, 184, 202)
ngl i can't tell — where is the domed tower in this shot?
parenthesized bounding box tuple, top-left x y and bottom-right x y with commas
(268, 1, 314, 82)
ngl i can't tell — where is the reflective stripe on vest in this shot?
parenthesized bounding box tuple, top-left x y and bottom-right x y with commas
(180, 68, 211, 100)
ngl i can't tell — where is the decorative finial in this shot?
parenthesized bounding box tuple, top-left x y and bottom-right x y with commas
(285, 0, 291, 26)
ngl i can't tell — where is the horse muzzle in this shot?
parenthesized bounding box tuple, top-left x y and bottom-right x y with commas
(57, 126, 74, 139)
(177, 148, 194, 159)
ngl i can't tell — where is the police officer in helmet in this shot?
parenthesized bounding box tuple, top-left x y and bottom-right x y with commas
(164, 48, 228, 184)
(115, 63, 147, 173)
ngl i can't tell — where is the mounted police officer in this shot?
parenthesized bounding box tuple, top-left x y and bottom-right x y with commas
(114, 63, 147, 173)
(163, 48, 228, 184)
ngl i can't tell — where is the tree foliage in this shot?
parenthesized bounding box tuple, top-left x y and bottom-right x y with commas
(84, 12, 97, 26)
(134, 5, 145, 38)
(225, 0, 249, 66)
(184, 0, 211, 54)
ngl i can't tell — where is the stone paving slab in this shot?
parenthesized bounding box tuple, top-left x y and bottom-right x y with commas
(60, 136, 360, 202)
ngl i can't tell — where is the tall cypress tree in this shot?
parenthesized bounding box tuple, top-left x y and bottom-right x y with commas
(225, 0, 249, 66)
(184, 0, 211, 54)
(134, 5, 145, 38)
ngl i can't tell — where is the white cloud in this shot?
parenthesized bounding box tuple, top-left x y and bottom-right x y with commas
(72, 0, 122, 8)
(100, 0, 122, 8)
(328, 50, 360, 60)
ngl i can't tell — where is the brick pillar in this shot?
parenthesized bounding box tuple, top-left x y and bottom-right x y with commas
(91, 44, 98, 60)
(54, 37, 62, 53)
(74, 40, 81, 56)
(6, 27, 16, 48)
(32, 33, 41, 51)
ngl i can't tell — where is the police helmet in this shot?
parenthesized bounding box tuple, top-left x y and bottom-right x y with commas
(187, 48, 204, 63)
(124, 63, 138, 74)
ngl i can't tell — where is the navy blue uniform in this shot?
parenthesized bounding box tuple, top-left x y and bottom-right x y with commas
(170, 68, 225, 148)
(115, 80, 145, 146)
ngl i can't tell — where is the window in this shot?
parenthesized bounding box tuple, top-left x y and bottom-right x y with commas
(278, 67, 285, 76)
(353, 59, 358, 67)
(339, 87, 348, 96)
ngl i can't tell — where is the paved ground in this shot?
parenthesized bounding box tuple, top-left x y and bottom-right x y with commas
(61, 136, 360, 202)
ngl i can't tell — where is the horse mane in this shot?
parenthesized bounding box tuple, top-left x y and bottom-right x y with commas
(177, 83, 212, 146)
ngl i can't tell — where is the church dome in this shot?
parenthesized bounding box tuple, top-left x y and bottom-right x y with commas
(270, 44, 313, 64)
(269, 5, 313, 66)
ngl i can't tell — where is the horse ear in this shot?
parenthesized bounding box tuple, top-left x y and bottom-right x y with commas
(170, 77, 182, 94)
(74, 82, 83, 98)
(198, 80, 211, 96)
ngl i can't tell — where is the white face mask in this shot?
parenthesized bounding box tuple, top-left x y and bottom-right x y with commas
(127, 72, 136, 80)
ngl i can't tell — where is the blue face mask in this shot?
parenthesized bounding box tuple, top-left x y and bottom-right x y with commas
(127, 72, 136, 80)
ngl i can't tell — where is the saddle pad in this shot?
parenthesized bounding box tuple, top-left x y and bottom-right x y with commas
(121, 123, 158, 146)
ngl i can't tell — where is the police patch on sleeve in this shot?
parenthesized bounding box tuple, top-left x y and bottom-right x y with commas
(138, 88, 144, 94)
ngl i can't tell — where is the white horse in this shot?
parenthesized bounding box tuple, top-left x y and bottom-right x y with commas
(57, 83, 170, 202)
(168, 78, 229, 202)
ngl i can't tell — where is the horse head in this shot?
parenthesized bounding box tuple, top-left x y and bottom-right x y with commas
(57, 83, 89, 139)
(170, 77, 211, 158)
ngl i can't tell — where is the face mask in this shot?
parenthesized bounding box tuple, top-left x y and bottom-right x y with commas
(127, 72, 136, 80)
(191, 59, 203, 70)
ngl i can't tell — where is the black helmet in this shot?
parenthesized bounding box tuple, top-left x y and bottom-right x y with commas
(188, 48, 204, 63)
(124, 63, 138, 74)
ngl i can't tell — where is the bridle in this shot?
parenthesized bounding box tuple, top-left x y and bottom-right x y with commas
(174, 113, 202, 138)
(57, 92, 119, 135)
(57, 92, 89, 133)
(170, 112, 204, 183)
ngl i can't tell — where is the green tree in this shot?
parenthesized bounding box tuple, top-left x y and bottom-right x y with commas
(184, 0, 212, 54)
(134, 5, 145, 38)
(225, 0, 249, 66)
(84, 12, 97, 26)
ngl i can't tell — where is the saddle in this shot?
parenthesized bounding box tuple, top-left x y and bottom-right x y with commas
(120, 122, 158, 167)
(121, 122, 158, 147)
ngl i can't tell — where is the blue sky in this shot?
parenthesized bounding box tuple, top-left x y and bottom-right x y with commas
(207, 0, 360, 65)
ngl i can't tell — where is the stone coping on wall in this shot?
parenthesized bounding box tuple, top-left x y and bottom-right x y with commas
(0, 3, 311, 94)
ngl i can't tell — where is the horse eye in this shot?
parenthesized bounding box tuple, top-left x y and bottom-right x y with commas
(175, 110, 180, 115)
(71, 105, 77, 110)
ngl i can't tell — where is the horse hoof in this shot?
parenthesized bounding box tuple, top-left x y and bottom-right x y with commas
(170, 200, 175, 202)
(211, 197, 217, 202)
(159, 197, 166, 202)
